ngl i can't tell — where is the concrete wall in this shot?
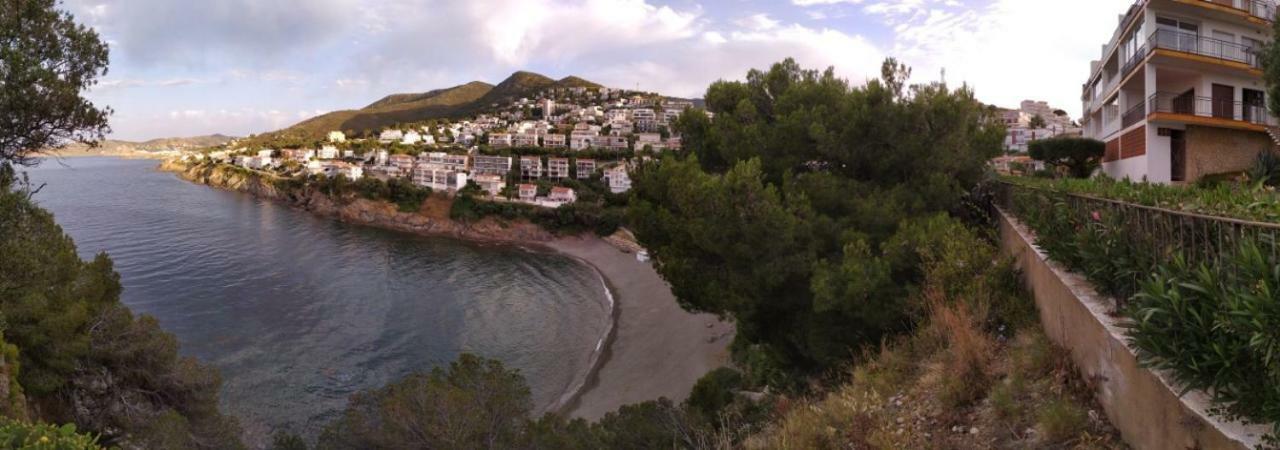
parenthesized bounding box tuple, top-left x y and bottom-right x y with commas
(1184, 126, 1270, 180)
(1103, 153, 1151, 181)
(998, 211, 1268, 450)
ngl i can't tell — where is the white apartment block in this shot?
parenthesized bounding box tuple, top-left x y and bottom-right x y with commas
(576, 159, 596, 179)
(520, 156, 543, 180)
(547, 158, 570, 180)
(542, 134, 568, 148)
(1083, 0, 1277, 183)
(421, 152, 469, 172)
(604, 166, 632, 194)
(472, 155, 513, 176)
(513, 133, 539, 147)
(412, 164, 468, 192)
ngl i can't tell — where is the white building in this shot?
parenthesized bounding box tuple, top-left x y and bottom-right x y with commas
(604, 165, 632, 194)
(1082, 0, 1276, 183)
(318, 145, 340, 160)
(472, 174, 506, 197)
(473, 155, 513, 176)
(379, 130, 405, 144)
(411, 164, 468, 192)
(402, 131, 424, 145)
(328, 131, 347, 143)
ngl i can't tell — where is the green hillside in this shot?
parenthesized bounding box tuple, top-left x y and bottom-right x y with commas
(264, 72, 603, 142)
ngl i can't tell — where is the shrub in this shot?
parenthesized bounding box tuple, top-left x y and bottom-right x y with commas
(1036, 398, 1088, 443)
(1126, 242, 1280, 442)
(1027, 137, 1105, 179)
(685, 367, 744, 423)
(0, 420, 105, 450)
(1249, 151, 1280, 187)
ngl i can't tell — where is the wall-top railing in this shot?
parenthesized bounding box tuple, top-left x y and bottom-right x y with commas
(994, 181, 1280, 303)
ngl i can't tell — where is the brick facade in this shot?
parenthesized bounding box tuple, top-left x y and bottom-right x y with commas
(1183, 126, 1270, 181)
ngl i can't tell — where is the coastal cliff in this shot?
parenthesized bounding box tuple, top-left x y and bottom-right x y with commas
(159, 160, 555, 243)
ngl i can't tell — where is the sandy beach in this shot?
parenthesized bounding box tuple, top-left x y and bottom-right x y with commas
(547, 236, 735, 420)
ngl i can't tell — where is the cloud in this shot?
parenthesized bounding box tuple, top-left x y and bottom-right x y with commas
(877, 0, 1121, 117)
(65, 0, 356, 67)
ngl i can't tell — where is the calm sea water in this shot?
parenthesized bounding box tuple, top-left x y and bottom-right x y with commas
(24, 157, 610, 439)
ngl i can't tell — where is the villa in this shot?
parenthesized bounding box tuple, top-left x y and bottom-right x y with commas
(604, 165, 632, 194)
(518, 183, 538, 202)
(472, 174, 506, 197)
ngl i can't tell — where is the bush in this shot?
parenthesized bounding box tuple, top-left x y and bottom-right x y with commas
(0, 420, 105, 450)
(685, 367, 744, 422)
(1249, 151, 1280, 187)
(1127, 242, 1280, 442)
(1027, 137, 1104, 179)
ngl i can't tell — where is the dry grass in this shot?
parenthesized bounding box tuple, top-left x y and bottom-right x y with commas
(747, 264, 1128, 450)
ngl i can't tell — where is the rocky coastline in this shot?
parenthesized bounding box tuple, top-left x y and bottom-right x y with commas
(158, 160, 555, 243)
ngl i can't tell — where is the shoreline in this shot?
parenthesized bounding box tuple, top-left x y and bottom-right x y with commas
(153, 159, 733, 420)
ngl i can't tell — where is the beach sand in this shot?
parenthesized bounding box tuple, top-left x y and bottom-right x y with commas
(547, 236, 735, 421)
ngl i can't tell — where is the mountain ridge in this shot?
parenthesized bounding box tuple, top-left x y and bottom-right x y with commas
(263, 71, 605, 141)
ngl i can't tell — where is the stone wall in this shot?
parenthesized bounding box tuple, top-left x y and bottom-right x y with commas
(998, 211, 1269, 450)
(1184, 126, 1270, 180)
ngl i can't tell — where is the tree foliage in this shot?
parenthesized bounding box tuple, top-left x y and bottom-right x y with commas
(1028, 114, 1047, 129)
(0, 0, 112, 166)
(0, 173, 243, 448)
(629, 58, 1004, 377)
(1027, 137, 1104, 178)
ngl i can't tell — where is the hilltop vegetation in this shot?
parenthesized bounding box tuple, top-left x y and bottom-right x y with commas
(264, 72, 605, 142)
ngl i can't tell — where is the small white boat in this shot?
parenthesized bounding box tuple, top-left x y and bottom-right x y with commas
(636, 250, 651, 263)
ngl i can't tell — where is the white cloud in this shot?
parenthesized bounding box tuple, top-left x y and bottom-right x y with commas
(735, 13, 780, 31)
(880, 0, 1121, 118)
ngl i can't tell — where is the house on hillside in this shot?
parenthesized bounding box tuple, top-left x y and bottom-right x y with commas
(518, 184, 538, 203)
(547, 158, 570, 180)
(473, 155, 513, 176)
(520, 156, 543, 180)
(576, 159, 596, 179)
(1083, 1, 1277, 183)
(542, 133, 567, 148)
(328, 131, 347, 143)
(604, 165, 631, 194)
(548, 187, 577, 205)
(379, 130, 404, 144)
(472, 174, 506, 197)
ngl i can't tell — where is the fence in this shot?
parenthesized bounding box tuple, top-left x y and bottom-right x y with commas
(993, 181, 1280, 305)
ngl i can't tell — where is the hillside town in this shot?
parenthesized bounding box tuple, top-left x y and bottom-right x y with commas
(181, 85, 695, 208)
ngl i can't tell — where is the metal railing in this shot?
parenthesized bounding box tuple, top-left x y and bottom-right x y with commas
(1147, 91, 1271, 125)
(1121, 102, 1146, 128)
(1213, 0, 1278, 21)
(994, 181, 1280, 303)
(1147, 29, 1262, 68)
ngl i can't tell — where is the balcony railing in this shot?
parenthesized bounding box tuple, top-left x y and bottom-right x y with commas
(1147, 91, 1271, 125)
(1122, 102, 1147, 128)
(1147, 29, 1262, 68)
(1201, 0, 1278, 21)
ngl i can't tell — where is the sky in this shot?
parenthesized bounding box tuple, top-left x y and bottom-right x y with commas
(64, 0, 1132, 141)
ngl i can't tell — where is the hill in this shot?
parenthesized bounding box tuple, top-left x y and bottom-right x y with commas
(265, 72, 603, 141)
(57, 134, 236, 155)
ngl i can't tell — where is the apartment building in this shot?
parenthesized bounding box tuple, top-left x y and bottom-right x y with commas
(520, 156, 543, 180)
(575, 159, 597, 179)
(1082, 0, 1277, 183)
(547, 158, 571, 180)
(472, 155, 513, 176)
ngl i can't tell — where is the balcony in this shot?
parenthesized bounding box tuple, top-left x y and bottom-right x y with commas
(1122, 103, 1147, 128)
(1147, 29, 1262, 69)
(1192, 0, 1277, 22)
(1147, 91, 1275, 127)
